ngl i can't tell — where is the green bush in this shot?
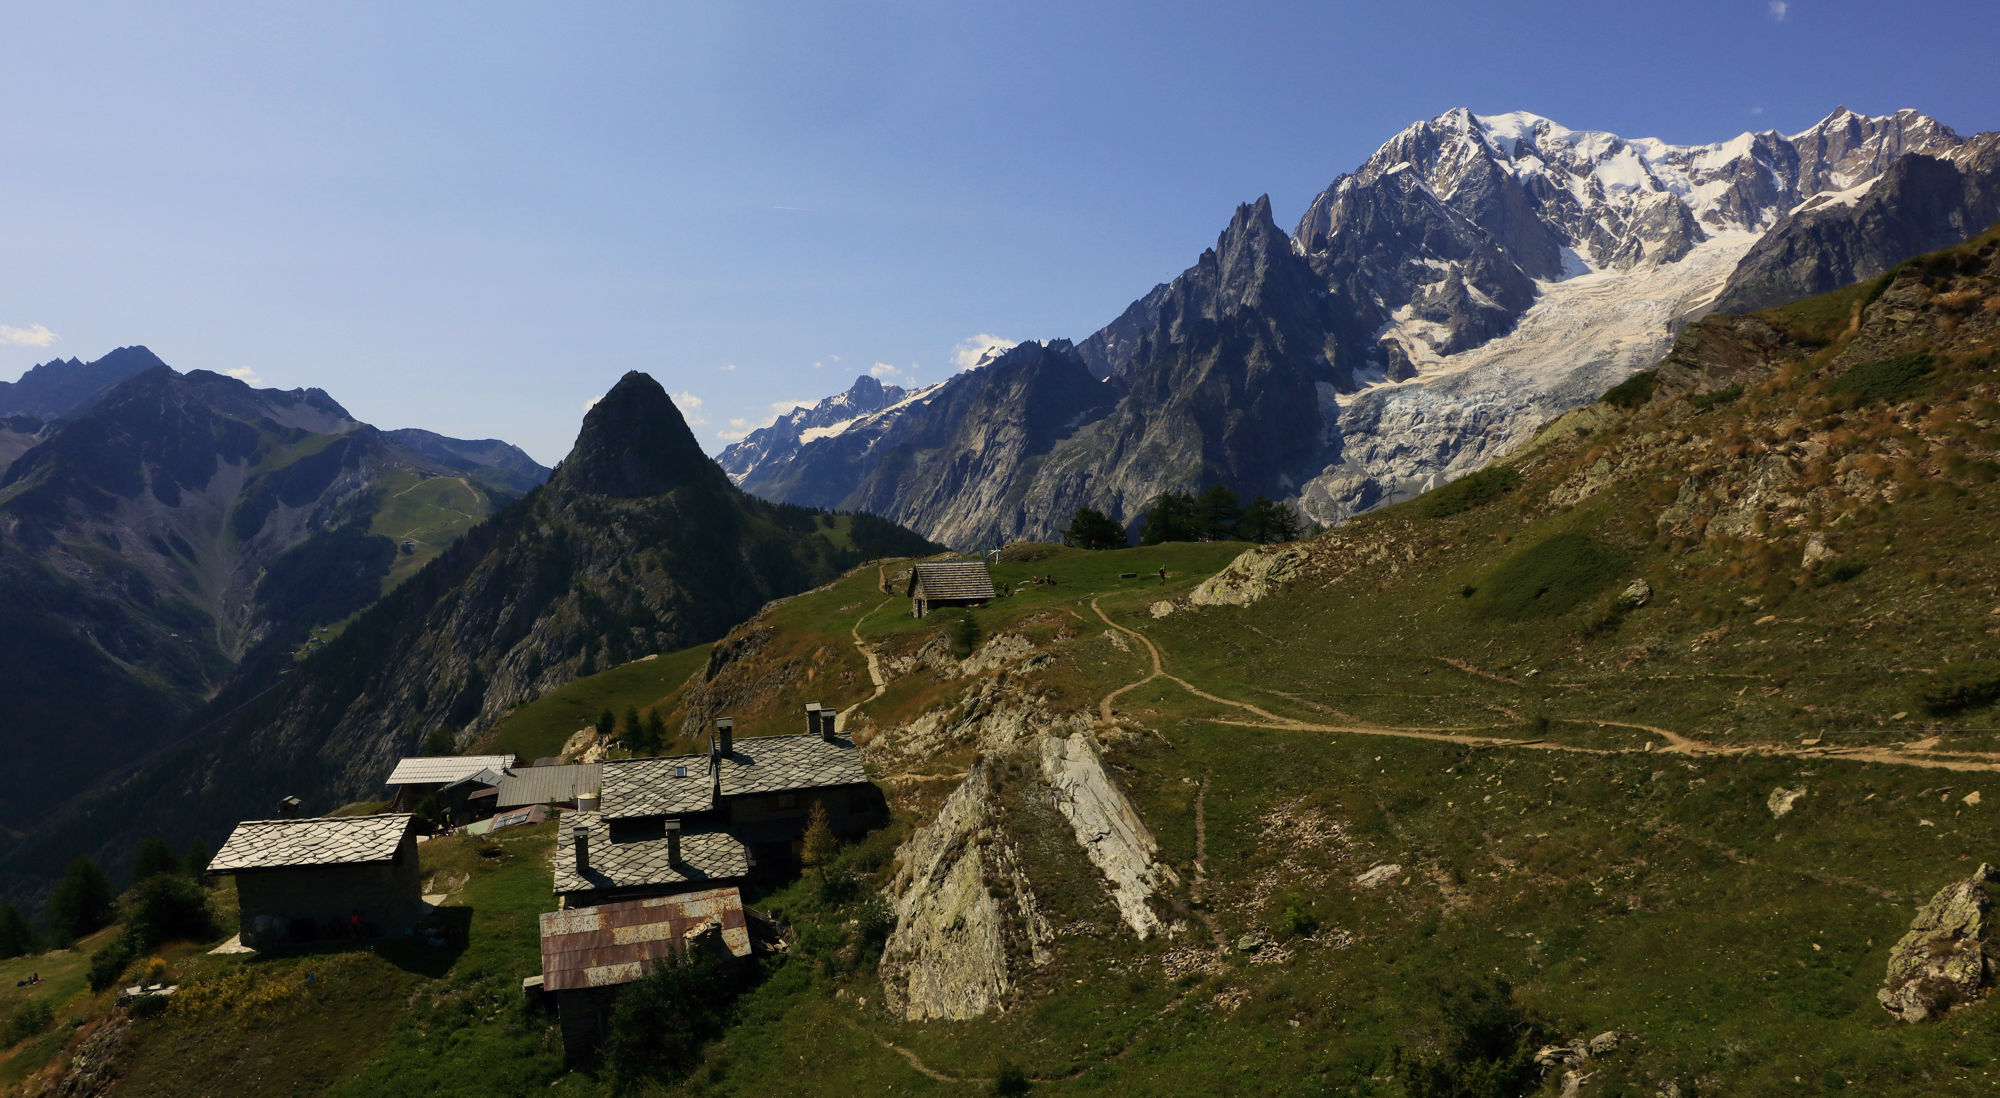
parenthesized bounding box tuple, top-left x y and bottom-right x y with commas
(1600, 369, 1659, 409)
(1388, 975, 1550, 1098)
(949, 610, 982, 659)
(1687, 383, 1744, 411)
(128, 873, 217, 950)
(1469, 533, 1625, 621)
(602, 949, 747, 1087)
(1917, 663, 2000, 717)
(1829, 352, 1933, 403)
(1422, 467, 1522, 518)
(88, 936, 137, 993)
(3, 998, 55, 1045)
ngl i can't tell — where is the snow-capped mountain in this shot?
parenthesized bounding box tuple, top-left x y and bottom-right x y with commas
(718, 374, 918, 485)
(721, 106, 1998, 547)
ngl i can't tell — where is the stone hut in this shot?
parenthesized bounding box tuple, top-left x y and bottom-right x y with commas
(207, 814, 424, 948)
(534, 887, 752, 1059)
(551, 710, 874, 907)
(907, 559, 995, 618)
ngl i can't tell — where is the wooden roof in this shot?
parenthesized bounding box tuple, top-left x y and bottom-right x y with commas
(538, 888, 750, 991)
(908, 560, 995, 601)
(207, 814, 416, 872)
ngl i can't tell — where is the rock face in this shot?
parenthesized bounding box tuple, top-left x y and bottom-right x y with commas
(1879, 863, 2000, 1022)
(1038, 732, 1179, 938)
(722, 107, 1995, 547)
(718, 373, 912, 487)
(1189, 543, 1312, 608)
(0, 345, 164, 419)
(879, 764, 1044, 1021)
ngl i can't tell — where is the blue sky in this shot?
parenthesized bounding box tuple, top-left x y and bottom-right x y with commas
(2, 1, 1995, 464)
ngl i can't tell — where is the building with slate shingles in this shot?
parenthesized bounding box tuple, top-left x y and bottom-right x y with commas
(906, 559, 995, 617)
(207, 814, 423, 949)
(534, 887, 752, 1058)
(550, 709, 876, 906)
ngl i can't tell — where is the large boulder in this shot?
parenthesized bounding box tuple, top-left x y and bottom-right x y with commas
(1188, 543, 1311, 608)
(1879, 862, 2000, 1022)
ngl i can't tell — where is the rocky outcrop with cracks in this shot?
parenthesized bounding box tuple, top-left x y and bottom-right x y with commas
(1879, 862, 2000, 1022)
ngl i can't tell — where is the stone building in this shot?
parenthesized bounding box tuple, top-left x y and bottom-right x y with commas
(907, 559, 995, 618)
(384, 754, 517, 811)
(207, 814, 424, 948)
(551, 709, 874, 907)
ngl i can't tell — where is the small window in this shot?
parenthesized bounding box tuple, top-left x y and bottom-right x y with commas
(674, 766, 687, 778)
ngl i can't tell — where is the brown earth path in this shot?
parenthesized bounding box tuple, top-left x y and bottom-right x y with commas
(1091, 598, 2000, 775)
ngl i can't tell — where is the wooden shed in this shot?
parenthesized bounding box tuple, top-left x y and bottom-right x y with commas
(207, 814, 424, 949)
(907, 559, 995, 618)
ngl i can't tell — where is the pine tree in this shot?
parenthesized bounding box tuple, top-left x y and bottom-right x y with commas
(801, 799, 839, 868)
(1197, 483, 1242, 540)
(130, 835, 180, 882)
(46, 857, 116, 944)
(0, 903, 36, 959)
(596, 709, 617, 739)
(1063, 505, 1128, 550)
(1139, 490, 1203, 544)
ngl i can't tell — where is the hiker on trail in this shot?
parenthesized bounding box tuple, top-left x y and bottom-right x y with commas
(1158, 567, 1167, 583)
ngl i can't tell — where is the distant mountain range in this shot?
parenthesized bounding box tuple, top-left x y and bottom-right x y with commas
(722, 107, 2000, 548)
(0, 347, 549, 828)
(0, 372, 937, 906)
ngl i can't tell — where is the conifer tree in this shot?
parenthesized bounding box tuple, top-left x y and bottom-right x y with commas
(130, 835, 180, 882)
(46, 857, 116, 944)
(0, 903, 36, 959)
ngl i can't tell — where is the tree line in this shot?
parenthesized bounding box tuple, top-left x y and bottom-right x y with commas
(1062, 484, 1310, 550)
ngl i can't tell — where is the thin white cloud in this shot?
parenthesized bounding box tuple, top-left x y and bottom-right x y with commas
(1768, 1, 1788, 20)
(225, 366, 262, 384)
(0, 323, 58, 348)
(675, 390, 710, 426)
(719, 363, 737, 372)
(812, 360, 824, 369)
(584, 396, 603, 413)
(1749, 105, 1766, 116)
(951, 333, 1017, 372)
(715, 399, 811, 442)
(870, 362, 903, 380)
(828, 354, 841, 362)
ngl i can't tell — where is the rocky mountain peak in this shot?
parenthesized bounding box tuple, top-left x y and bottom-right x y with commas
(0, 344, 169, 419)
(554, 370, 715, 498)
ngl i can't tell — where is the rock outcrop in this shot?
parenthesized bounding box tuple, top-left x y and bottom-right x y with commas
(1189, 543, 1311, 608)
(1038, 732, 1179, 938)
(1879, 862, 2000, 1022)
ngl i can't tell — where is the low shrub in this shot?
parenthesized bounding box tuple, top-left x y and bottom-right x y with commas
(1687, 383, 1744, 411)
(1829, 352, 1933, 403)
(1422, 467, 1522, 518)
(3, 998, 55, 1045)
(1917, 663, 2000, 716)
(1601, 369, 1660, 409)
(1469, 533, 1626, 621)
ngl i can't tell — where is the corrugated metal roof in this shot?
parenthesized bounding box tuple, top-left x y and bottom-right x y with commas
(718, 733, 868, 797)
(385, 755, 517, 786)
(909, 560, 995, 601)
(207, 814, 416, 872)
(552, 813, 748, 895)
(496, 763, 601, 809)
(601, 755, 713, 819)
(439, 767, 508, 793)
(539, 888, 750, 991)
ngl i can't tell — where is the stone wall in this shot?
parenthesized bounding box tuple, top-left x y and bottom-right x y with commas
(234, 835, 424, 947)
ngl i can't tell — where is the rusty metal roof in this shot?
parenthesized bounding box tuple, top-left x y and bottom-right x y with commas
(538, 887, 751, 991)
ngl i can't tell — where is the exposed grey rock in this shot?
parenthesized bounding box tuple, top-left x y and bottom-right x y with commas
(1038, 732, 1180, 938)
(1617, 578, 1653, 610)
(1801, 532, 1836, 571)
(1879, 862, 2000, 1022)
(1355, 863, 1404, 888)
(1768, 785, 1808, 818)
(879, 765, 1014, 1021)
(1189, 543, 1311, 608)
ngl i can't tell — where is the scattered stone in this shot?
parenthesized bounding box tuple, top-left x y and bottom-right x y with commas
(1587, 1030, 1630, 1056)
(1235, 931, 1268, 954)
(1616, 578, 1652, 610)
(1149, 600, 1176, 619)
(1355, 863, 1404, 889)
(1801, 531, 1837, 570)
(1966, 791, 1983, 806)
(1768, 785, 1808, 818)
(1878, 862, 2000, 1023)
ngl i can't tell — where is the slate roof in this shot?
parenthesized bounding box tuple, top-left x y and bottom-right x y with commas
(208, 814, 417, 873)
(909, 560, 995, 601)
(552, 812, 748, 896)
(496, 763, 602, 809)
(600, 755, 713, 819)
(718, 733, 868, 797)
(539, 888, 751, 991)
(385, 755, 517, 786)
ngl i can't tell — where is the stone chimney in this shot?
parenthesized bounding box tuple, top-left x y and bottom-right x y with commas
(572, 824, 590, 874)
(666, 819, 682, 865)
(804, 702, 822, 737)
(818, 707, 837, 743)
(716, 717, 734, 756)
(277, 795, 302, 819)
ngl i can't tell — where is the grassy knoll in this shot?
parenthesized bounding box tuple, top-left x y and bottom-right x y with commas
(478, 644, 715, 762)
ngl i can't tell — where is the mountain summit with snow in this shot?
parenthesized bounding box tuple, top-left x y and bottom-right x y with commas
(721, 106, 1999, 547)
